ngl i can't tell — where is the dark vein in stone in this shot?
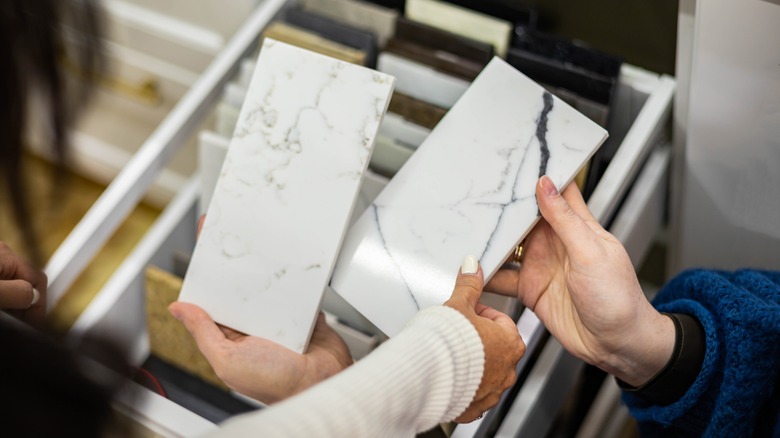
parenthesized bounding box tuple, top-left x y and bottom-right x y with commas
(371, 204, 420, 310)
(537, 92, 554, 178)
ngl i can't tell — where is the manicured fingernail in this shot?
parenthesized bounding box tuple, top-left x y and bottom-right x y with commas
(461, 255, 479, 275)
(539, 176, 559, 197)
(30, 288, 40, 306)
(168, 304, 182, 320)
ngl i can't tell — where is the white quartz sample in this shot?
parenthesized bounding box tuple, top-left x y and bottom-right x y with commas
(331, 57, 607, 336)
(378, 52, 469, 109)
(179, 40, 395, 353)
(406, 0, 512, 57)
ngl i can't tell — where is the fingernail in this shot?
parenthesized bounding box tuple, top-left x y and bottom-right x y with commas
(539, 176, 559, 197)
(168, 304, 182, 321)
(30, 288, 40, 306)
(461, 255, 479, 275)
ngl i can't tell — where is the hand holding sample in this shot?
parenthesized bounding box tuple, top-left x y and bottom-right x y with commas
(444, 255, 525, 422)
(169, 302, 352, 404)
(487, 177, 675, 387)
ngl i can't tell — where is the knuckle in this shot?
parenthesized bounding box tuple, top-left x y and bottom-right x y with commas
(454, 277, 482, 295)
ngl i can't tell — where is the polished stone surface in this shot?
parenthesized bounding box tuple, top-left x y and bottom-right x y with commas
(300, 0, 398, 47)
(180, 40, 394, 353)
(385, 37, 484, 81)
(331, 57, 607, 336)
(285, 8, 378, 68)
(387, 92, 449, 130)
(406, 0, 513, 57)
(262, 22, 367, 65)
(394, 17, 494, 65)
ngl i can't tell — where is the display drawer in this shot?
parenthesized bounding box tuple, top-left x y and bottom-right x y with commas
(63, 61, 674, 435)
(48, 0, 675, 433)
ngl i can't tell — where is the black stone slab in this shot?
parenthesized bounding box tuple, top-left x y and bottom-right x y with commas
(507, 31, 622, 105)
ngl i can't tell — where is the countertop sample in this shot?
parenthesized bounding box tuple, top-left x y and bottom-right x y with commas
(331, 57, 607, 336)
(179, 39, 394, 353)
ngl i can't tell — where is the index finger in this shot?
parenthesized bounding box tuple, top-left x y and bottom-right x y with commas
(0, 243, 47, 292)
(0, 280, 38, 309)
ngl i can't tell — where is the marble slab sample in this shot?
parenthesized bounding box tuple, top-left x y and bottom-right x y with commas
(378, 52, 469, 109)
(508, 31, 622, 106)
(440, 0, 538, 43)
(331, 57, 607, 336)
(300, 0, 398, 47)
(179, 40, 395, 353)
(262, 22, 367, 65)
(385, 38, 484, 81)
(388, 92, 448, 130)
(285, 8, 379, 68)
(395, 17, 494, 65)
(406, 0, 512, 58)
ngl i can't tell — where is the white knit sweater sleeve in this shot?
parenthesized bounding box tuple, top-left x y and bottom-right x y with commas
(210, 306, 485, 437)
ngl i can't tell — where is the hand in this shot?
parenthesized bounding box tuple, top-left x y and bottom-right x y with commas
(169, 303, 352, 404)
(445, 256, 525, 422)
(0, 242, 47, 326)
(486, 177, 675, 387)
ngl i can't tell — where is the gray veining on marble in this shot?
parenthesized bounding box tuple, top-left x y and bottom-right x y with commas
(330, 57, 607, 336)
(179, 39, 394, 353)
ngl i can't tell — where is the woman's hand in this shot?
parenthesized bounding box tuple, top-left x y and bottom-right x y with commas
(169, 303, 352, 404)
(0, 242, 47, 326)
(486, 177, 675, 387)
(445, 256, 525, 423)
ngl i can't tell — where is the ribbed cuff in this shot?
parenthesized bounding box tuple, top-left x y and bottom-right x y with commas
(617, 313, 705, 405)
(403, 306, 485, 422)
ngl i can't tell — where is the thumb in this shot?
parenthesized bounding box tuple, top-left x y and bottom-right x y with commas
(536, 176, 598, 256)
(169, 301, 227, 361)
(450, 255, 484, 309)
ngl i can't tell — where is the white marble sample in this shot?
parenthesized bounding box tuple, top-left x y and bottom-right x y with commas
(331, 57, 608, 336)
(179, 40, 395, 353)
(197, 130, 230, 215)
(406, 0, 512, 58)
(379, 112, 431, 149)
(378, 53, 470, 109)
(300, 0, 398, 47)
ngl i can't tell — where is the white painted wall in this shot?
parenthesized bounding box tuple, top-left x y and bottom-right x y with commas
(670, 0, 780, 272)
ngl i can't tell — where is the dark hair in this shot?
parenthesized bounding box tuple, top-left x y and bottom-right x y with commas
(0, 318, 132, 437)
(0, 0, 104, 266)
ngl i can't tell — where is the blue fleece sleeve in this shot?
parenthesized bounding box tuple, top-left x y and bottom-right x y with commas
(622, 269, 780, 437)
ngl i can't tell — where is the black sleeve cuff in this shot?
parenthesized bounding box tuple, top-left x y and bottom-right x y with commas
(616, 313, 706, 406)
